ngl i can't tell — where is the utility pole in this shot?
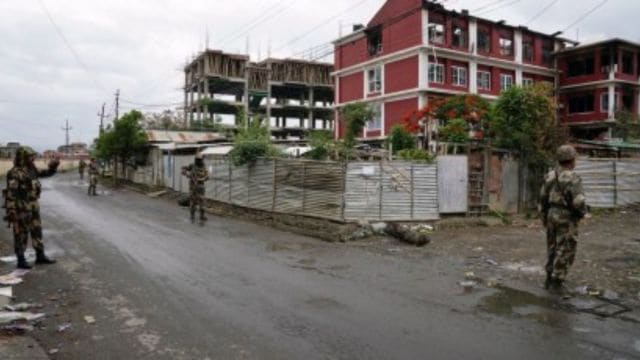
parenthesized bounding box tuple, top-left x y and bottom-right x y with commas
(61, 119, 72, 156)
(115, 89, 120, 121)
(98, 103, 105, 134)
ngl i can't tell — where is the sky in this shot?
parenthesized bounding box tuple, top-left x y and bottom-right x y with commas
(0, 0, 637, 152)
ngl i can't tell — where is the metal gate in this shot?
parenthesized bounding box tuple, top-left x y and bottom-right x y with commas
(438, 156, 468, 213)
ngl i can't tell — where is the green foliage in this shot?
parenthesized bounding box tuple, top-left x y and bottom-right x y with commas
(341, 102, 374, 151)
(490, 83, 567, 170)
(228, 116, 280, 166)
(306, 130, 334, 160)
(439, 118, 469, 143)
(397, 149, 434, 162)
(613, 110, 640, 141)
(434, 95, 491, 124)
(95, 110, 148, 165)
(387, 125, 416, 153)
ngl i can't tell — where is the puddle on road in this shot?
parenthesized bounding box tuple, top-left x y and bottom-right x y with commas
(478, 286, 569, 326)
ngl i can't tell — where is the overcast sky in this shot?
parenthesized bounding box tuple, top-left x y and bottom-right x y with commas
(0, 0, 636, 151)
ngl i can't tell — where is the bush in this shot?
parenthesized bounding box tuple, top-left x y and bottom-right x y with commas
(397, 149, 434, 162)
(228, 115, 280, 166)
(439, 118, 469, 143)
(388, 125, 416, 153)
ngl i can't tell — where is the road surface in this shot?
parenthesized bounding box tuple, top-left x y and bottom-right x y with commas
(2, 174, 639, 359)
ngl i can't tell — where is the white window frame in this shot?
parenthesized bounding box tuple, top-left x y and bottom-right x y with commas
(367, 66, 382, 94)
(499, 37, 513, 56)
(600, 93, 619, 113)
(500, 74, 513, 91)
(367, 103, 382, 130)
(522, 78, 534, 87)
(429, 23, 445, 45)
(451, 66, 467, 87)
(477, 71, 491, 90)
(428, 63, 444, 84)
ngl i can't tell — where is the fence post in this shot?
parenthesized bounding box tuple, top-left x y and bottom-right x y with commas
(410, 164, 415, 220)
(271, 158, 278, 212)
(301, 162, 307, 214)
(247, 163, 251, 207)
(613, 160, 618, 207)
(341, 162, 347, 221)
(378, 162, 383, 220)
(228, 162, 232, 203)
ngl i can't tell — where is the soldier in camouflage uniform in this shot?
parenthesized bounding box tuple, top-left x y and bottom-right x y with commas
(87, 158, 99, 196)
(3, 148, 34, 269)
(182, 153, 209, 221)
(24, 148, 59, 266)
(539, 145, 587, 292)
(78, 159, 87, 180)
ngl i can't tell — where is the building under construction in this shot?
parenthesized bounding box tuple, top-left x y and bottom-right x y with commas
(184, 50, 334, 139)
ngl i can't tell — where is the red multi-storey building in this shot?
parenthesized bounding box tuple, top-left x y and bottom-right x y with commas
(332, 0, 638, 142)
(557, 39, 640, 139)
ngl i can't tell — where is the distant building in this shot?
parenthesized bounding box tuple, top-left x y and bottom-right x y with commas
(57, 142, 89, 159)
(0, 142, 21, 159)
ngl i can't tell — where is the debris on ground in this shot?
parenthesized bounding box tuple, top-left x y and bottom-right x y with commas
(485, 259, 499, 266)
(84, 315, 96, 324)
(4, 303, 35, 312)
(57, 323, 72, 332)
(458, 280, 477, 292)
(370, 222, 388, 235)
(385, 223, 431, 247)
(0, 287, 12, 306)
(147, 190, 167, 198)
(1, 324, 35, 335)
(0, 311, 46, 324)
(49, 348, 59, 355)
(601, 289, 620, 301)
(486, 277, 501, 288)
(0, 273, 23, 286)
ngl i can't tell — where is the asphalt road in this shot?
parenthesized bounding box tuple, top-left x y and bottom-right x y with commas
(3, 174, 639, 359)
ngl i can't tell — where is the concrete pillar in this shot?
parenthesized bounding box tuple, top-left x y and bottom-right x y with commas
(514, 30, 523, 64)
(308, 87, 315, 129)
(422, 10, 430, 46)
(469, 62, 478, 94)
(515, 68, 523, 86)
(469, 19, 478, 55)
(608, 85, 616, 118)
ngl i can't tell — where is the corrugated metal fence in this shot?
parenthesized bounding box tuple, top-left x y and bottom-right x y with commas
(576, 159, 640, 208)
(173, 158, 441, 221)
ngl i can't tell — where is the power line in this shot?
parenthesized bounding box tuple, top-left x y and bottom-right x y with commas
(475, 0, 522, 16)
(36, 0, 106, 92)
(472, 0, 509, 13)
(526, 0, 560, 25)
(562, 0, 609, 32)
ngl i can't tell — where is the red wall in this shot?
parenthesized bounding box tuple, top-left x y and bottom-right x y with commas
(383, 11, 423, 55)
(338, 72, 364, 103)
(368, 0, 422, 27)
(559, 89, 606, 124)
(428, 11, 469, 53)
(385, 55, 419, 93)
(428, 56, 470, 92)
(384, 97, 418, 135)
(335, 38, 369, 70)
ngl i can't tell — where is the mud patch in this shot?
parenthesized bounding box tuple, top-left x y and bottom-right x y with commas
(478, 286, 569, 325)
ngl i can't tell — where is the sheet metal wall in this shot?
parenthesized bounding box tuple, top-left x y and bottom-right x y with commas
(575, 159, 640, 208)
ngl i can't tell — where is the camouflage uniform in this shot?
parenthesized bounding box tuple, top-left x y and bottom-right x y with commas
(539, 145, 587, 289)
(3, 148, 33, 268)
(25, 149, 59, 265)
(182, 154, 209, 220)
(78, 159, 87, 180)
(88, 160, 99, 196)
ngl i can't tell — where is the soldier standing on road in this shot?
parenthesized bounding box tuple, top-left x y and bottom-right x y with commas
(539, 145, 588, 293)
(3, 148, 34, 269)
(78, 159, 87, 181)
(182, 153, 209, 221)
(25, 147, 59, 266)
(88, 158, 99, 196)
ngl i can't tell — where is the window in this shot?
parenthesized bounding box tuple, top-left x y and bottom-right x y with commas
(452, 66, 467, 86)
(367, 28, 383, 56)
(523, 38, 534, 62)
(478, 28, 491, 53)
(622, 51, 634, 74)
(500, 74, 513, 91)
(542, 39, 553, 66)
(428, 63, 444, 83)
(601, 93, 618, 113)
(499, 36, 513, 56)
(622, 92, 633, 111)
(429, 23, 445, 44)
(477, 71, 491, 90)
(367, 66, 382, 94)
(367, 103, 382, 130)
(567, 57, 594, 77)
(452, 23, 466, 48)
(522, 78, 534, 87)
(568, 94, 594, 113)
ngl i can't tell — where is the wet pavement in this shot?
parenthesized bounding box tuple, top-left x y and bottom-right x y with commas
(2, 174, 639, 359)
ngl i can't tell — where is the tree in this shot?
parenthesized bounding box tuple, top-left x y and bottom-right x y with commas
(613, 110, 640, 141)
(94, 110, 148, 180)
(228, 115, 280, 166)
(387, 125, 416, 153)
(439, 118, 469, 143)
(490, 83, 569, 204)
(340, 102, 374, 158)
(305, 130, 334, 160)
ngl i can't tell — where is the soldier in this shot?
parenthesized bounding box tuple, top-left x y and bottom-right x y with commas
(24, 147, 59, 266)
(539, 145, 587, 293)
(3, 148, 34, 269)
(78, 159, 87, 180)
(87, 158, 99, 196)
(181, 153, 209, 221)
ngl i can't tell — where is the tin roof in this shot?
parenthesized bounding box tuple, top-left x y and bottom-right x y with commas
(146, 130, 225, 144)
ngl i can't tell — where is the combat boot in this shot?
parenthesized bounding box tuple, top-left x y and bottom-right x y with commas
(199, 209, 207, 221)
(544, 272, 552, 289)
(16, 254, 32, 270)
(35, 249, 57, 265)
